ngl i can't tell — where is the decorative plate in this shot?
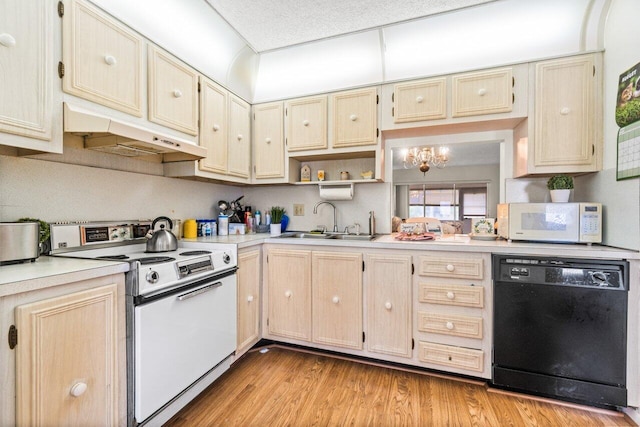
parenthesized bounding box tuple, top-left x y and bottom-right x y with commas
(472, 218, 494, 235)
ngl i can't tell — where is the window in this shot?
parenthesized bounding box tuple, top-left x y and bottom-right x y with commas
(408, 184, 487, 220)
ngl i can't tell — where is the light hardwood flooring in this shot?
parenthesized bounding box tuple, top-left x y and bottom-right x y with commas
(165, 346, 635, 426)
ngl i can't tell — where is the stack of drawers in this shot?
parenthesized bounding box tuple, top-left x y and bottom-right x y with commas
(414, 253, 492, 378)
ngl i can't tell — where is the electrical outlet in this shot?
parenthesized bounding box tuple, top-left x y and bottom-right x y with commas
(293, 204, 304, 216)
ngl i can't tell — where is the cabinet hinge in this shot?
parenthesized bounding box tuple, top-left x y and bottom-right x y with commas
(592, 144, 595, 156)
(362, 331, 365, 343)
(411, 263, 415, 275)
(512, 76, 515, 87)
(57, 1, 64, 17)
(285, 138, 287, 147)
(391, 92, 395, 103)
(8, 325, 17, 350)
(512, 93, 515, 104)
(285, 108, 288, 116)
(362, 260, 365, 272)
(593, 65, 596, 77)
(197, 81, 201, 93)
(58, 61, 65, 79)
(376, 95, 379, 105)
(254, 165, 256, 173)
(391, 107, 394, 117)
(412, 338, 415, 350)
(267, 318, 269, 326)
(376, 128, 379, 138)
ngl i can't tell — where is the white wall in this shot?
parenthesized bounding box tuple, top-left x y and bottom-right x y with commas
(575, 0, 640, 250)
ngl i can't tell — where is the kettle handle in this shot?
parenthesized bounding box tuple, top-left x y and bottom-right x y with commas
(152, 216, 173, 230)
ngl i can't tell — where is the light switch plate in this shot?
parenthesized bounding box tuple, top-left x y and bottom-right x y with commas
(293, 204, 304, 216)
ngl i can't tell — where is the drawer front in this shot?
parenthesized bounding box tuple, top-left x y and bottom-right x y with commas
(417, 312, 483, 339)
(419, 283, 484, 308)
(418, 342, 484, 372)
(418, 256, 483, 280)
(451, 67, 513, 117)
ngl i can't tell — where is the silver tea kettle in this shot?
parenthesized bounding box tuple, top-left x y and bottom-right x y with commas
(146, 216, 178, 252)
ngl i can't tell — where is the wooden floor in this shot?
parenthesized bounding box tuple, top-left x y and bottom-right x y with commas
(165, 346, 634, 426)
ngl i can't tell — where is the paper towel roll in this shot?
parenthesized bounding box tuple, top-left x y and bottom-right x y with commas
(319, 184, 353, 200)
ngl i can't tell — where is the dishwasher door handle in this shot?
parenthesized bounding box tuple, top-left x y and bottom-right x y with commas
(177, 282, 222, 301)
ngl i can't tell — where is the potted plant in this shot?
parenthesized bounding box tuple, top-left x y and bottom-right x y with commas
(547, 175, 574, 202)
(269, 206, 286, 235)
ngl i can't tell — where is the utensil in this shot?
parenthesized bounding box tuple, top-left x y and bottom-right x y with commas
(146, 216, 178, 252)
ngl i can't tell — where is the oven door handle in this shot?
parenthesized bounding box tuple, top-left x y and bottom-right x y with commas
(176, 281, 222, 301)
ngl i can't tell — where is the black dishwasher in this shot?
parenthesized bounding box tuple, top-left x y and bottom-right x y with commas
(492, 255, 628, 407)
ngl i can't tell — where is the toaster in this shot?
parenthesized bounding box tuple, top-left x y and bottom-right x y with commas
(0, 222, 40, 264)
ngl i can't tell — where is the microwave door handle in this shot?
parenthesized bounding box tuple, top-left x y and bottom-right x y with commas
(177, 282, 222, 301)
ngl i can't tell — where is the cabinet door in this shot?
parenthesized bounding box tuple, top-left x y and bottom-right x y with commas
(331, 87, 377, 148)
(365, 253, 412, 358)
(148, 45, 198, 135)
(15, 284, 119, 426)
(285, 95, 327, 151)
(312, 251, 363, 349)
(0, 0, 53, 140)
(452, 68, 513, 117)
(534, 55, 596, 169)
(62, 0, 143, 117)
(267, 249, 312, 341)
(199, 76, 228, 174)
(237, 249, 261, 356)
(254, 102, 284, 179)
(393, 78, 446, 123)
(227, 94, 251, 178)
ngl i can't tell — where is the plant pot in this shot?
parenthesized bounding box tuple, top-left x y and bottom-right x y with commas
(270, 223, 282, 236)
(550, 189, 570, 203)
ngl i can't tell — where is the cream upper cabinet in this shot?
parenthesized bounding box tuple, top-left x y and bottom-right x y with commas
(0, 0, 54, 141)
(515, 54, 602, 176)
(267, 248, 312, 341)
(285, 95, 327, 152)
(365, 253, 412, 358)
(253, 102, 285, 180)
(237, 248, 261, 357)
(15, 284, 120, 426)
(62, 0, 143, 117)
(227, 94, 251, 178)
(312, 251, 363, 350)
(451, 67, 513, 117)
(199, 76, 228, 174)
(331, 87, 378, 148)
(393, 77, 447, 123)
(148, 45, 198, 136)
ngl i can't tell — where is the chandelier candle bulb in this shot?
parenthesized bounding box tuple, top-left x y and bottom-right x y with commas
(403, 146, 450, 175)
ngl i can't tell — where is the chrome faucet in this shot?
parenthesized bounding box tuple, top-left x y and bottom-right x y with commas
(313, 201, 338, 232)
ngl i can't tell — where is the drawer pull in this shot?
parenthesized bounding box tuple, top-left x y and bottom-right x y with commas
(212, 124, 220, 132)
(446, 321, 454, 330)
(446, 264, 455, 272)
(448, 355, 452, 361)
(173, 89, 183, 98)
(384, 301, 392, 310)
(416, 95, 424, 103)
(247, 295, 254, 302)
(104, 55, 117, 66)
(303, 119, 310, 126)
(477, 88, 487, 96)
(332, 296, 340, 304)
(349, 114, 358, 121)
(265, 137, 271, 144)
(284, 290, 292, 298)
(237, 134, 243, 141)
(446, 291, 455, 300)
(560, 107, 570, 115)
(70, 382, 87, 397)
(0, 33, 16, 48)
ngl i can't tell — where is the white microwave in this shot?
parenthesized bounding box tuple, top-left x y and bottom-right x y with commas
(497, 203, 602, 244)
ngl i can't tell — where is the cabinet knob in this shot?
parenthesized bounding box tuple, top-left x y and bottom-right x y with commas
(446, 321, 455, 330)
(70, 382, 87, 397)
(237, 134, 243, 141)
(477, 88, 487, 96)
(302, 119, 310, 126)
(446, 264, 455, 272)
(265, 137, 271, 144)
(560, 107, 571, 115)
(384, 301, 392, 310)
(416, 95, 424, 103)
(349, 114, 358, 121)
(0, 33, 16, 48)
(104, 55, 117, 66)
(212, 124, 220, 131)
(332, 296, 340, 304)
(173, 89, 183, 98)
(285, 290, 292, 298)
(247, 295, 254, 302)
(446, 291, 455, 300)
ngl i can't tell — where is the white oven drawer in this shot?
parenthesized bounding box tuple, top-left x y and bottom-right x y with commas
(134, 275, 237, 423)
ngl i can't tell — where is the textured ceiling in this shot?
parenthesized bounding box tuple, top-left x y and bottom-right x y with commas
(206, 0, 497, 52)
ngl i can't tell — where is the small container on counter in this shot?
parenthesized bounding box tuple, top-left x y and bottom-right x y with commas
(183, 219, 197, 239)
(196, 219, 205, 237)
(218, 214, 229, 236)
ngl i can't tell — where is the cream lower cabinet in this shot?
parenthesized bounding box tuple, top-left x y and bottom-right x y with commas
(312, 251, 363, 349)
(365, 253, 413, 358)
(237, 248, 261, 357)
(414, 252, 492, 379)
(266, 248, 312, 341)
(14, 282, 122, 426)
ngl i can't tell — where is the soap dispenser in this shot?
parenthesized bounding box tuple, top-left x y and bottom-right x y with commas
(368, 211, 376, 236)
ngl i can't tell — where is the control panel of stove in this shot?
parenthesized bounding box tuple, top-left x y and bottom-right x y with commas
(176, 256, 214, 279)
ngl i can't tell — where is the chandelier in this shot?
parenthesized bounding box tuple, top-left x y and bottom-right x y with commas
(402, 146, 450, 174)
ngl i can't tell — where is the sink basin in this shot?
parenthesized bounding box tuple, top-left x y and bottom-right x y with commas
(275, 232, 333, 239)
(330, 234, 375, 241)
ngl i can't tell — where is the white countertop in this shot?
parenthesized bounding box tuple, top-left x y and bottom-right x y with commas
(0, 256, 130, 298)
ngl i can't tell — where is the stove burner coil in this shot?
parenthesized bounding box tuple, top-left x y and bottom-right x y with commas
(179, 250, 212, 256)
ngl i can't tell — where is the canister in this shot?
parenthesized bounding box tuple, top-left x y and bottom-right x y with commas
(218, 214, 229, 236)
(183, 219, 197, 239)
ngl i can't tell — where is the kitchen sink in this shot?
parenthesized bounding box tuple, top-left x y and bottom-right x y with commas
(329, 234, 375, 241)
(274, 232, 375, 241)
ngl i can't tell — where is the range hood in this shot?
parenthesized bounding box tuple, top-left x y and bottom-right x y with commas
(63, 103, 207, 161)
